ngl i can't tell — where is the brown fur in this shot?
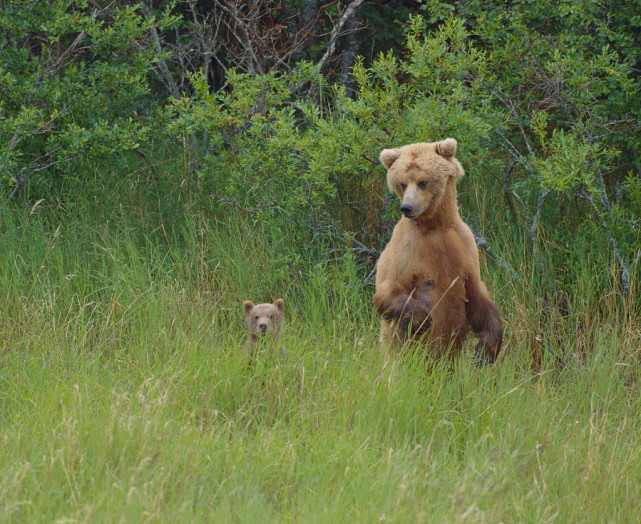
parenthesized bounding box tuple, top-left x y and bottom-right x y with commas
(373, 139, 502, 363)
(243, 299, 285, 358)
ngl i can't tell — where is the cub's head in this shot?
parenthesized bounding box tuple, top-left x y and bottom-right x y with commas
(379, 139, 464, 220)
(244, 299, 285, 336)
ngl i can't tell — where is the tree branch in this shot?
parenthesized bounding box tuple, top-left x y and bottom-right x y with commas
(468, 225, 521, 283)
(494, 128, 534, 173)
(139, 2, 182, 99)
(512, 188, 552, 284)
(503, 161, 517, 216)
(10, 154, 76, 198)
(214, 0, 265, 74)
(492, 89, 534, 156)
(316, 0, 364, 72)
(582, 188, 630, 297)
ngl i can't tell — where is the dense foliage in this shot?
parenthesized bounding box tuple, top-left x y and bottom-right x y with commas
(0, 0, 179, 195)
(1, 0, 640, 304)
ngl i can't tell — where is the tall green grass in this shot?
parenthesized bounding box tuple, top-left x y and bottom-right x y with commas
(1, 166, 640, 522)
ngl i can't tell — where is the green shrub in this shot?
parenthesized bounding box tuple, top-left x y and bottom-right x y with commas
(2, 1, 639, 305)
(0, 0, 177, 196)
(166, 9, 639, 303)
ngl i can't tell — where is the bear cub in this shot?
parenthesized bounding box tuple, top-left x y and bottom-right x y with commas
(243, 298, 285, 358)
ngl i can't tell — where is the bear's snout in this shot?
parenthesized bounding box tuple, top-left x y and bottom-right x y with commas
(399, 189, 423, 218)
(400, 204, 414, 217)
(259, 323, 268, 334)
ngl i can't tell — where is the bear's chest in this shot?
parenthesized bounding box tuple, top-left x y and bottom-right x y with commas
(391, 227, 470, 331)
(390, 227, 466, 284)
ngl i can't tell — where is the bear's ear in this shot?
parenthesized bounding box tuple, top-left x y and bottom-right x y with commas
(244, 301, 255, 314)
(434, 138, 457, 159)
(379, 148, 401, 169)
(274, 298, 284, 312)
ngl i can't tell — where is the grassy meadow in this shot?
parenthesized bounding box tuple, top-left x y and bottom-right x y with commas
(1, 160, 641, 523)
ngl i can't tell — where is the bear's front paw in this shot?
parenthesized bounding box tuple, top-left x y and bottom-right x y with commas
(398, 300, 431, 334)
(398, 309, 414, 330)
(411, 314, 432, 335)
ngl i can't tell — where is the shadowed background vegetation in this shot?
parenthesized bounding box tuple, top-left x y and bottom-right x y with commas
(1, 0, 641, 521)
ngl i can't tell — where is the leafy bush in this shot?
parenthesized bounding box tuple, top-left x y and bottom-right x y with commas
(0, 0, 177, 195)
(2, 1, 639, 305)
(166, 18, 502, 249)
(167, 7, 640, 301)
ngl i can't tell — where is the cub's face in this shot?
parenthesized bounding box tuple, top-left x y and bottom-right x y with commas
(379, 139, 463, 220)
(244, 299, 284, 336)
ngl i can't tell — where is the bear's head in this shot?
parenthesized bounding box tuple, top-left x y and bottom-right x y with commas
(244, 299, 285, 336)
(379, 139, 464, 220)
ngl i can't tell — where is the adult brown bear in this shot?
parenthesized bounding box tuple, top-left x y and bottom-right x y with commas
(373, 139, 502, 363)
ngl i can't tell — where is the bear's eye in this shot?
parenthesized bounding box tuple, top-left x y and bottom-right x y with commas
(399, 183, 407, 191)
(417, 180, 428, 190)
(269, 314, 273, 319)
(254, 315, 259, 320)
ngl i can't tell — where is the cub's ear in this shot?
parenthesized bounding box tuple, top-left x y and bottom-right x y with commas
(244, 301, 255, 314)
(379, 148, 401, 169)
(274, 298, 284, 312)
(434, 138, 457, 159)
